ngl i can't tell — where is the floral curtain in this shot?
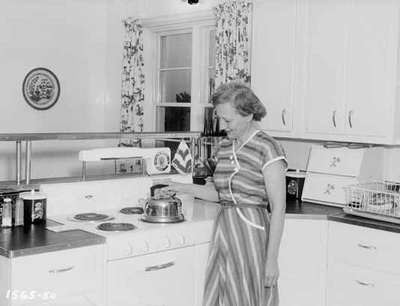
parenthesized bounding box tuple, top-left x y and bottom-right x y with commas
(213, 0, 252, 88)
(120, 18, 145, 145)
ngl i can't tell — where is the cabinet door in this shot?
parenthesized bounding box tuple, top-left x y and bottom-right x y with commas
(107, 247, 196, 306)
(279, 218, 328, 306)
(327, 261, 400, 306)
(345, 1, 397, 139)
(193, 243, 210, 306)
(304, 0, 349, 135)
(11, 245, 105, 306)
(251, 0, 298, 133)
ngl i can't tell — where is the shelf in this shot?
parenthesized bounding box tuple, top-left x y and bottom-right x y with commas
(0, 132, 202, 186)
(0, 131, 201, 141)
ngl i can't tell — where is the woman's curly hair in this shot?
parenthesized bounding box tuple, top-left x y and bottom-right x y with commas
(211, 82, 266, 121)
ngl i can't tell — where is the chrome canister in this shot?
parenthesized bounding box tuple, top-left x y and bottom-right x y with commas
(20, 191, 47, 225)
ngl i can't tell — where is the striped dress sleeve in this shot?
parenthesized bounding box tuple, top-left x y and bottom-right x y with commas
(259, 133, 288, 171)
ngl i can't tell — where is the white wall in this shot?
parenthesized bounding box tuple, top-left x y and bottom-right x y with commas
(0, 0, 147, 180)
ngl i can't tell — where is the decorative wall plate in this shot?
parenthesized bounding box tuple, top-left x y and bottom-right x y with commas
(22, 67, 60, 110)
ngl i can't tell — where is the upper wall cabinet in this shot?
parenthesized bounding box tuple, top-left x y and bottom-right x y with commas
(252, 0, 400, 144)
(251, 0, 301, 136)
(303, 0, 398, 144)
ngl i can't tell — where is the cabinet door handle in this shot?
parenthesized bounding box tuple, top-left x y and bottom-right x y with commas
(348, 110, 354, 128)
(84, 194, 94, 199)
(355, 280, 375, 287)
(145, 261, 175, 272)
(49, 266, 74, 274)
(332, 110, 337, 127)
(357, 243, 377, 250)
(281, 109, 287, 126)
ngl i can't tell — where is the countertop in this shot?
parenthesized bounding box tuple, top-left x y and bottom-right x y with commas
(1, 199, 400, 258)
(0, 220, 105, 258)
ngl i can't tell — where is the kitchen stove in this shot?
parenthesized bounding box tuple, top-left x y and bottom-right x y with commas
(40, 176, 216, 306)
(47, 202, 210, 261)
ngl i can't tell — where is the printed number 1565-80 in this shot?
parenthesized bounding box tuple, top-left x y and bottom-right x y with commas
(5, 290, 57, 300)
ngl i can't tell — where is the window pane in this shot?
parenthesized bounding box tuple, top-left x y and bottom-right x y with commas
(209, 30, 216, 67)
(157, 106, 191, 132)
(208, 29, 216, 98)
(160, 70, 191, 103)
(160, 33, 192, 68)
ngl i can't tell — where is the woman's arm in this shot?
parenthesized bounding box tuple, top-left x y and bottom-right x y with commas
(262, 160, 286, 287)
(163, 181, 219, 202)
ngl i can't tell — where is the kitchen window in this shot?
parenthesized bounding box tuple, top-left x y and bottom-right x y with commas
(142, 12, 216, 135)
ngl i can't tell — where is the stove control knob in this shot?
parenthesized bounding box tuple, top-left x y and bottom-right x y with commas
(179, 235, 186, 246)
(163, 237, 171, 249)
(125, 245, 133, 257)
(132, 241, 149, 255)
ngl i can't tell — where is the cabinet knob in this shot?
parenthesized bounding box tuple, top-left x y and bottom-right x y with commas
(281, 109, 287, 126)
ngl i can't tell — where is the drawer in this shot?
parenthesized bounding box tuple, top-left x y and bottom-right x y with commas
(328, 221, 400, 274)
(11, 245, 105, 301)
(307, 146, 364, 176)
(327, 261, 400, 306)
(302, 173, 357, 205)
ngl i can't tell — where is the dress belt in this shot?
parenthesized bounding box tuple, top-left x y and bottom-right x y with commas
(218, 201, 269, 210)
(217, 201, 270, 232)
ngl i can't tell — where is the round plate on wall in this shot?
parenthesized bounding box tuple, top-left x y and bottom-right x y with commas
(22, 67, 60, 110)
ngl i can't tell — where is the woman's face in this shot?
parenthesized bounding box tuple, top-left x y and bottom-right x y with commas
(215, 102, 252, 140)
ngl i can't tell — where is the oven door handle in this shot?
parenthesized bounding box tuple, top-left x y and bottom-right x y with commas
(145, 261, 175, 272)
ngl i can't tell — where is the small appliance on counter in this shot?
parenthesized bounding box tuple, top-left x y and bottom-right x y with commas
(78, 147, 171, 178)
(301, 145, 385, 207)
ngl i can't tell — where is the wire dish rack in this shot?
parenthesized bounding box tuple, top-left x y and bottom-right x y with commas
(343, 181, 400, 224)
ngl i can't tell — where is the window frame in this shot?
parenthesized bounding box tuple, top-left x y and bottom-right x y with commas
(142, 11, 216, 133)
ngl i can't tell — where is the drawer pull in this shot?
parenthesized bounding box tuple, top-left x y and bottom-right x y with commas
(332, 110, 337, 128)
(348, 110, 354, 128)
(145, 261, 175, 272)
(84, 195, 94, 199)
(49, 266, 74, 274)
(357, 243, 377, 250)
(355, 280, 375, 287)
(281, 109, 287, 126)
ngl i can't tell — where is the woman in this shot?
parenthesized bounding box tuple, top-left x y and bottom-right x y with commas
(165, 82, 286, 306)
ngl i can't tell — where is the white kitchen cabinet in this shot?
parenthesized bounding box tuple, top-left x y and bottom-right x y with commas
(302, 0, 400, 143)
(251, 0, 301, 136)
(278, 218, 328, 306)
(326, 222, 400, 306)
(251, 0, 400, 144)
(0, 245, 106, 306)
(194, 242, 210, 306)
(107, 246, 197, 306)
(303, 0, 348, 136)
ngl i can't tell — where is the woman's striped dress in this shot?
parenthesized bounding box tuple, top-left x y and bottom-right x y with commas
(203, 130, 286, 306)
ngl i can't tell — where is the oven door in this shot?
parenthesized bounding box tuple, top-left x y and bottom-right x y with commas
(107, 246, 196, 306)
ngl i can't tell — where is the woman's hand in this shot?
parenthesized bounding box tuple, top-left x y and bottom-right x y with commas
(264, 259, 279, 288)
(160, 182, 193, 195)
